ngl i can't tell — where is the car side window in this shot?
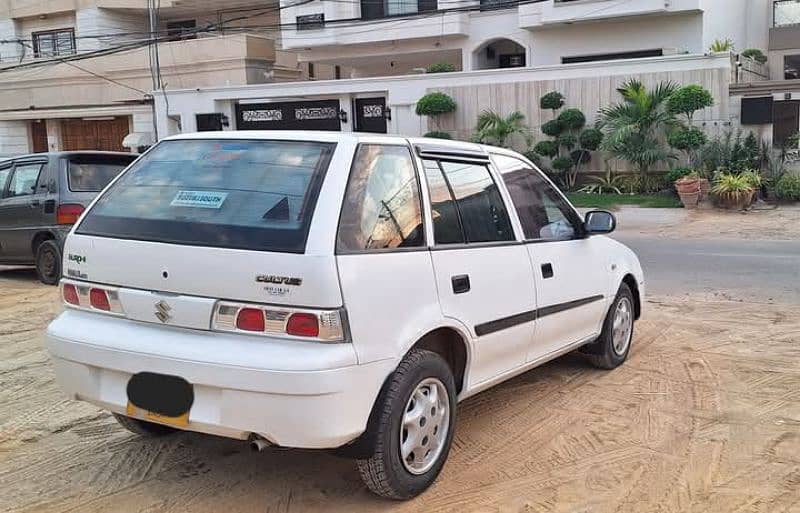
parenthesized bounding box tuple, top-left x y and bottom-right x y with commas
(6, 163, 44, 198)
(423, 159, 515, 244)
(337, 144, 424, 252)
(493, 154, 580, 241)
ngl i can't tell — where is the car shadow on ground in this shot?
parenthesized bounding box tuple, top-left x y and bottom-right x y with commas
(0, 267, 39, 283)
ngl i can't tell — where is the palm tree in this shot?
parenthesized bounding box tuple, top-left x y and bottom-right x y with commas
(474, 110, 531, 148)
(598, 79, 679, 177)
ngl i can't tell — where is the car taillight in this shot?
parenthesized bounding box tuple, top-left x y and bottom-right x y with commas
(56, 204, 85, 225)
(62, 283, 80, 305)
(213, 302, 347, 342)
(236, 308, 265, 332)
(286, 313, 319, 337)
(61, 280, 124, 315)
(89, 288, 111, 311)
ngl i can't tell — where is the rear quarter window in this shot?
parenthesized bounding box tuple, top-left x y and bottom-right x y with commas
(67, 155, 136, 192)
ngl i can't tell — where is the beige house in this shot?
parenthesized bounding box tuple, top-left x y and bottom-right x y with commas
(0, 0, 336, 156)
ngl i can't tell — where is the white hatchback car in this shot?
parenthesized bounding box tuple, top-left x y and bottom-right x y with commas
(46, 131, 644, 499)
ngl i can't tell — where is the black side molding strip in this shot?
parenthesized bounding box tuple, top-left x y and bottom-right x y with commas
(473, 295, 604, 337)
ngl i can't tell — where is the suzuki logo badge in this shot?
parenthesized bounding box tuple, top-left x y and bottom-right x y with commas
(154, 300, 172, 323)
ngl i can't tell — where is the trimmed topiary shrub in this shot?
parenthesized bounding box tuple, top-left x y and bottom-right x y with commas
(416, 92, 457, 116)
(424, 131, 452, 139)
(551, 156, 574, 172)
(534, 140, 559, 158)
(579, 128, 603, 151)
(541, 119, 564, 137)
(742, 48, 767, 64)
(557, 132, 577, 150)
(557, 108, 586, 131)
(426, 62, 456, 73)
(668, 126, 708, 152)
(540, 91, 565, 112)
(668, 85, 713, 122)
(665, 167, 693, 183)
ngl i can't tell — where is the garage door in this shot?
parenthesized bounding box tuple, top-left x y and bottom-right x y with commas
(236, 100, 341, 131)
(61, 117, 131, 152)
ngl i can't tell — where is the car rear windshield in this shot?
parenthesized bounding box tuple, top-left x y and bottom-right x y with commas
(67, 154, 137, 192)
(76, 139, 335, 253)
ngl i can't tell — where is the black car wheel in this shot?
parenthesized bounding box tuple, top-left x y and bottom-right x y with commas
(35, 240, 62, 285)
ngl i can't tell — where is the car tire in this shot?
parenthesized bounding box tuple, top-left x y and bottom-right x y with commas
(35, 240, 62, 285)
(113, 413, 178, 437)
(585, 283, 635, 370)
(356, 349, 457, 500)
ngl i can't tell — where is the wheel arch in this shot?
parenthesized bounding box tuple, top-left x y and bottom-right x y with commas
(31, 231, 57, 256)
(622, 273, 641, 319)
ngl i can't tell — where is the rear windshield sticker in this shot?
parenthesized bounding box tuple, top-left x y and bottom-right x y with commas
(170, 190, 228, 209)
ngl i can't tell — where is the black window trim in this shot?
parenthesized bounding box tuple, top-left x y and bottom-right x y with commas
(489, 152, 587, 242)
(335, 142, 429, 256)
(3, 160, 47, 199)
(76, 138, 337, 254)
(0, 163, 13, 198)
(422, 156, 517, 248)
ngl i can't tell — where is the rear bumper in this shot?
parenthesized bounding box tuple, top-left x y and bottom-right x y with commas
(45, 310, 396, 448)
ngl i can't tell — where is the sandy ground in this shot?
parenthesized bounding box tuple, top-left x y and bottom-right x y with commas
(610, 204, 800, 241)
(1, 269, 799, 513)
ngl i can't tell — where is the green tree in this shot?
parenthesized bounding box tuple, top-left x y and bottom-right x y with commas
(598, 79, 679, 178)
(473, 110, 530, 148)
(416, 92, 457, 132)
(540, 91, 565, 119)
(668, 85, 714, 123)
(668, 126, 708, 166)
(741, 48, 767, 64)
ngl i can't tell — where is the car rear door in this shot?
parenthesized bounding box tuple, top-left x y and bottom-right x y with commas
(491, 153, 611, 362)
(419, 150, 536, 387)
(0, 162, 13, 261)
(0, 158, 48, 261)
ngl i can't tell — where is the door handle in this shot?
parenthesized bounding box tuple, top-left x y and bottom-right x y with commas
(541, 263, 554, 279)
(451, 275, 471, 294)
(28, 199, 41, 208)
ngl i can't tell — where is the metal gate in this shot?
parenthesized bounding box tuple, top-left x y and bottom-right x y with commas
(354, 97, 387, 133)
(236, 100, 341, 131)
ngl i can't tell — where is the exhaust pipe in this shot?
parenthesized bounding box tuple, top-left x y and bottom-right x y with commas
(249, 435, 271, 452)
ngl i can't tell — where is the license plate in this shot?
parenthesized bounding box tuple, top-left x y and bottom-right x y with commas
(126, 402, 190, 428)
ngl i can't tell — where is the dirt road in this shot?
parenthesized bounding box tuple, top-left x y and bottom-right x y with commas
(1, 270, 799, 513)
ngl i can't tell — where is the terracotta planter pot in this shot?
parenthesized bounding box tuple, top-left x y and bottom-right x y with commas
(716, 192, 751, 210)
(698, 178, 711, 202)
(675, 177, 700, 195)
(678, 191, 700, 209)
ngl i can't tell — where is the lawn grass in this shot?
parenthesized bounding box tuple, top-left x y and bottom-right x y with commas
(566, 193, 682, 209)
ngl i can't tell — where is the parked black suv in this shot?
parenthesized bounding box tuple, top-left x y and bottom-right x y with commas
(0, 151, 137, 284)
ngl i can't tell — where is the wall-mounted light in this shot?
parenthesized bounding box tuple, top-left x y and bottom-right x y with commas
(339, 109, 348, 123)
(384, 106, 392, 121)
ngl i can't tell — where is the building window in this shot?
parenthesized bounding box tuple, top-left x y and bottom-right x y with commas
(361, 0, 436, 20)
(562, 49, 663, 64)
(774, 0, 800, 28)
(785, 54, 800, 79)
(308, 62, 315, 79)
(166, 20, 197, 40)
(335, 65, 342, 79)
(296, 13, 325, 30)
(32, 29, 75, 58)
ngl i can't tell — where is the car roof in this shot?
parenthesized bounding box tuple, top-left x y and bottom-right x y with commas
(163, 130, 499, 155)
(0, 150, 136, 163)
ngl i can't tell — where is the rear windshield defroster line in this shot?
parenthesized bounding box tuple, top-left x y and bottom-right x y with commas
(76, 139, 336, 253)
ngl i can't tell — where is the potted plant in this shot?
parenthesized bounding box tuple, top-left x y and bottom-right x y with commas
(711, 173, 755, 210)
(740, 170, 763, 206)
(675, 175, 701, 208)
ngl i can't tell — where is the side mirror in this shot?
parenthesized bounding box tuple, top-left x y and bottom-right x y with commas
(584, 210, 616, 235)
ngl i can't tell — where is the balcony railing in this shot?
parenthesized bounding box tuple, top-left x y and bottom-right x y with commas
(774, 0, 800, 27)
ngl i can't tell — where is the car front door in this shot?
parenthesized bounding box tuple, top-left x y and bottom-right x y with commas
(492, 153, 611, 362)
(0, 160, 47, 261)
(421, 155, 536, 387)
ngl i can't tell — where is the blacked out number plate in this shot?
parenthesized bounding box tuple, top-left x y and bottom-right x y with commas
(126, 372, 194, 418)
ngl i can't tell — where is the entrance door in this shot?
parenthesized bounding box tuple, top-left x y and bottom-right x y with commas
(420, 157, 536, 387)
(236, 100, 341, 131)
(491, 154, 610, 361)
(31, 121, 48, 153)
(61, 117, 130, 151)
(773, 100, 800, 148)
(354, 97, 387, 133)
